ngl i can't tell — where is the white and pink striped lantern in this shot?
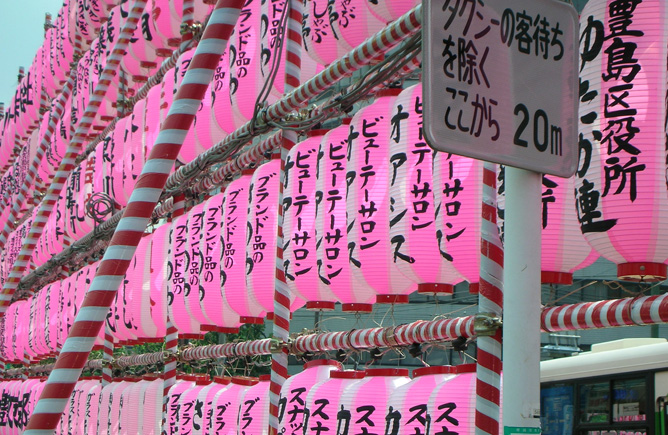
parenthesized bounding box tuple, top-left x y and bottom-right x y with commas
(386, 366, 457, 434)
(177, 375, 210, 435)
(347, 90, 416, 304)
(94, 129, 124, 205)
(209, 49, 236, 135)
(168, 213, 204, 339)
(166, 375, 197, 434)
(575, 0, 668, 281)
(109, 377, 137, 435)
(195, 376, 232, 435)
(124, 376, 151, 435)
(301, 0, 352, 66)
(122, 0, 164, 83)
(283, 132, 339, 310)
(122, 97, 148, 201)
(111, 116, 131, 207)
(200, 194, 241, 333)
(339, 368, 411, 435)
(221, 171, 256, 324)
(96, 380, 119, 434)
(277, 360, 343, 435)
(389, 84, 464, 295)
(46, 281, 61, 354)
(151, 0, 212, 50)
(259, 0, 322, 98)
(173, 48, 217, 163)
(80, 379, 102, 434)
(208, 376, 258, 434)
(238, 374, 271, 435)
(497, 171, 599, 285)
(143, 79, 163, 159)
(246, 158, 305, 320)
(125, 234, 163, 342)
(316, 123, 374, 312)
(303, 370, 366, 435)
(69, 0, 93, 49)
(149, 224, 169, 337)
(183, 202, 217, 332)
(228, 0, 265, 129)
(365, 0, 420, 23)
(427, 364, 503, 434)
(141, 374, 165, 435)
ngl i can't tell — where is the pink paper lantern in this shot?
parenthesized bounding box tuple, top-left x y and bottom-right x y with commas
(109, 378, 136, 435)
(200, 194, 241, 333)
(427, 364, 503, 434)
(94, 129, 124, 206)
(178, 376, 210, 435)
(246, 158, 305, 320)
(238, 375, 271, 435)
(174, 49, 209, 163)
(208, 376, 259, 434)
(142, 375, 165, 435)
(221, 172, 256, 324)
(347, 91, 416, 304)
(168, 214, 203, 338)
(151, 0, 212, 49)
(278, 360, 343, 435)
(124, 377, 151, 435)
(389, 84, 463, 295)
(575, 0, 668, 281)
(497, 171, 599, 285)
(339, 368, 410, 435)
(386, 366, 457, 434)
(149, 224, 170, 337)
(166, 376, 197, 434)
(183, 202, 217, 331)
(122, 0, 164, 83)
(283, 132, 339, 310)
(302, 0, 353, 66)
(228, 0, 269, 129)
(210, 50, 235, 135)
(364, 0, 420, 23)
(144, 80, 163, 159)
(122, 98, 148, 202)
(316, 123, 374, 312)
(194, 376, 232, 435)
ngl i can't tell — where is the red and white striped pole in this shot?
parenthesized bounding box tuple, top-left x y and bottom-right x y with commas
(269, 0, 302, 433)
(475, 162, 504, 435)
(0, 1, 148, 314)
(23, 1, 243, 432)
(542, 292, 668, 331)
(102, 328, 114, 386)
(0, 74, 76, 250)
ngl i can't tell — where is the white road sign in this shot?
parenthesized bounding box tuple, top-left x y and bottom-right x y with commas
(423, 0, 579, 177)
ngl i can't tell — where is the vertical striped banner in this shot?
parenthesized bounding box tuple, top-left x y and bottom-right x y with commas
(475, 162, 504, 435)
(0, 1, 148, 314)
(269, 1, 302, 433)
(0, 74, 76, 250)
(23, 1, 244, 433)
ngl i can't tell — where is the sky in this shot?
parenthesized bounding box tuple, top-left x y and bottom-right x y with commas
(0, 0, 65, 106)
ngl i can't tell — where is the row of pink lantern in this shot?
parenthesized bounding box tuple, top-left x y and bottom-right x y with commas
(0, 377, 47, 434)
(0, 264, 104, 364)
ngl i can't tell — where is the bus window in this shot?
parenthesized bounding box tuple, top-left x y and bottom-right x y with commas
(580, 382, 611, 424)
(541, 383, 575, 435)
(612, 378, 647, 423)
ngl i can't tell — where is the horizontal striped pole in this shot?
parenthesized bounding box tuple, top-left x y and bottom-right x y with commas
(23, 1, 244, 432)
(542, 292, 668, 331)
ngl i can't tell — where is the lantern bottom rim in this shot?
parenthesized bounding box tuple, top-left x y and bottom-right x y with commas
(417, 283, 454, 295)
(541, 271, 573, 285)
(376, 294, 410, 304)
(306, 301, 336, 311)
(341, 303, 373, 313)
(618, 262, 667, 282)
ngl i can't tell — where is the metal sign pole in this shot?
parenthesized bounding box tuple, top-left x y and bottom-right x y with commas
(503, 166, 542, 434)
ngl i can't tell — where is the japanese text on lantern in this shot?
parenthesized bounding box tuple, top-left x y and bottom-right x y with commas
(576, 0, 647, 234)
